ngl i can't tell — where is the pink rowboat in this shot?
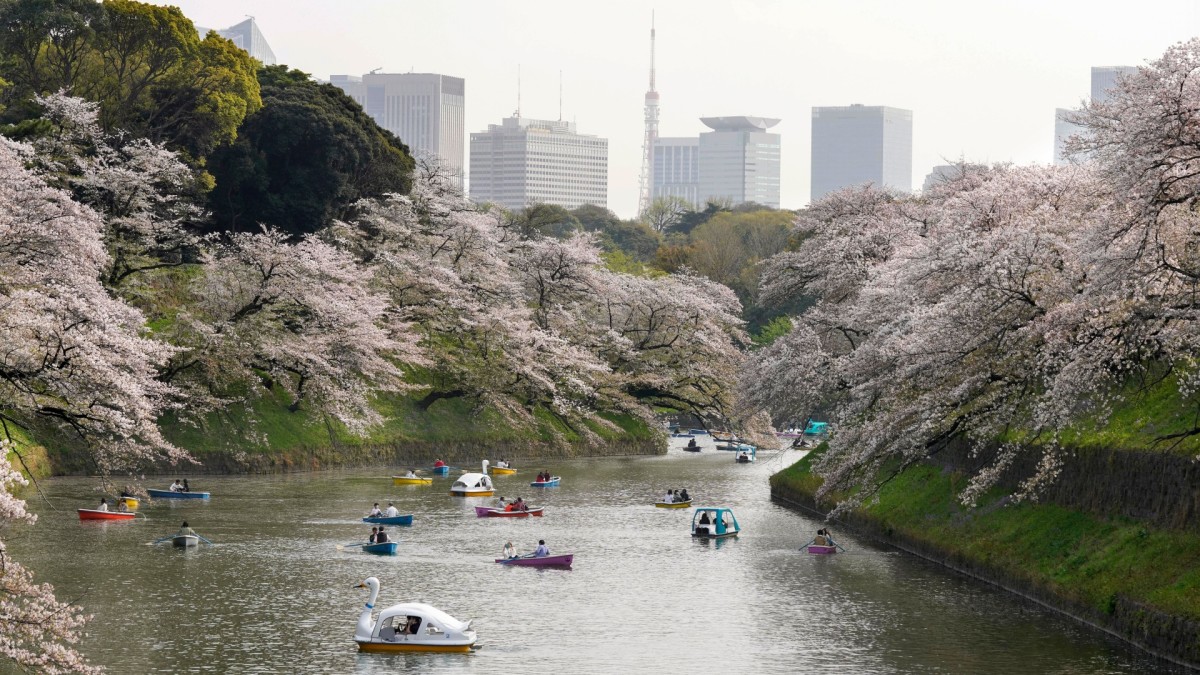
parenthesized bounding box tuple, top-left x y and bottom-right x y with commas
(78, 509, 137, 521)
(807, 544, 838, 554)
(495, 553, 573, 567)
(474, 506, 544, 518)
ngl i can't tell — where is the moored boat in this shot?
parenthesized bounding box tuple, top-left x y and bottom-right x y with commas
(654, 499, 692, 509)
(147, 488, 210, 500)
(354, 577, 476, 652)
(807, 544, 837, 555)
(474, 505, 543, 517)
(78, 508, 137, 521)
(670, 432, 695, 438)
(530, 476, 560, 488)
(495, 553, 573, 567)
(691, 507, 740, 539)
(173, 534, 199, 547)
(450, 462, 495, 497)
(392, 475, 432, 486)
(363, 514, 414, 526)
(362, 542, 399, 555)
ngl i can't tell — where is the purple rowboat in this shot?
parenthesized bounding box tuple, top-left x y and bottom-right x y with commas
(807, 544, 837, 555)
(495, 553, 574, 567)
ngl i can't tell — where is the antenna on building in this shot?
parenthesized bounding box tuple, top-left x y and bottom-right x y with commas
(559, 70, 563, 121)
(515, 64, 522, 118)
(369, 66, 382, 74)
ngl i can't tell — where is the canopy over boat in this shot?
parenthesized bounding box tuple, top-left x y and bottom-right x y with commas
(735, 446, 757, 463)
(450, 472, 494, 497)
(495, 553, 573, 567)
(474, 505, 543, 517)
(147, 488, 210, 500)
(363, 514, 414, 526)
(530, 476, 560, 488)
(691, 507, 740, 538)
(392, 475, 432, 486)
(355, 577, 476, 652)
(78, 508, 136, 521)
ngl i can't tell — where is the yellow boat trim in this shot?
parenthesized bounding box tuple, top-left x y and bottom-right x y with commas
(489, 467, 517, 475)
(655, 500, 692, 509)
(450, 490, 495, 497)
(357, 641, 472, 653)
(392, 476, 432, 485)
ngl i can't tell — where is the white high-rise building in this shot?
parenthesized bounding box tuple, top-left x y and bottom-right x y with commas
(698, 116, 782, 208)
(469, 116, 608, 211)
(331, 73, 466, 186)
(196, 18, 276, 65)
(651, 137, 700, 207)
(1054, 66, 1137, 166)
(810, 104, 912, 202)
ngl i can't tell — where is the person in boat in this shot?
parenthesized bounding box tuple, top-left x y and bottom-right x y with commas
(823, 528, 837, 547)
(375, 527, 389, 543)
(503, 541, 517, 559)
(674, 489, 683, 503)
(663, 489, 674, 504)
(433, 458, 446, 469)
(679, 488, 690, 503)
(96, 497, 108, 512)
(686, 437, 698, 450)
(496, 458, 509, 469)
(384, 502, 399, 518)
(513, 497, 527, 512)
(813, 529, 828, 546)
(177, 521, 196, 537)
(169, 479, 184, 492)
(534, 539, 549, 557)
(368, 503, 382, 518)
(698, 512, 711, 527)
(182, 479, 190, 492)
(404, 468, 417, 478)
(368, 527, 378, 544)
(406, 616, 421, 634)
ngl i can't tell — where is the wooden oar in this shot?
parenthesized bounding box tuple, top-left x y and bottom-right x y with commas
(799, 537, 816, 550)
(335, 542, 366, 551)
(145, 534, 175, 545)
(196, 535, 214, 545)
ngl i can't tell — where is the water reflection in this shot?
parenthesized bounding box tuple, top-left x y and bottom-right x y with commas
(4, 438, 1178, 673)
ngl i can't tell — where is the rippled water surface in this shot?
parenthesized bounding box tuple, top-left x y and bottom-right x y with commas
(8, 439, 1175, 673)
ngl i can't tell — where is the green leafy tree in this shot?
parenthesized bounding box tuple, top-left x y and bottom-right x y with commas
(207, 65, 413, 236)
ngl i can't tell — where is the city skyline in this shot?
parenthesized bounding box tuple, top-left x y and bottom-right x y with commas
(162, 0, 1198, 218)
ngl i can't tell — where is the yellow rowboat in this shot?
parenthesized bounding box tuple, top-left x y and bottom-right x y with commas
(489, 466, 516, 475)
(118, 497, 139, 510)
(655, 500, 692, 509)
(392, 476, 432, 486)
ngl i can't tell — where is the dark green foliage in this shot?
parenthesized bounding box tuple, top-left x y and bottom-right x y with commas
(570, 204, 661, 262)
(207, 65, 414, 237)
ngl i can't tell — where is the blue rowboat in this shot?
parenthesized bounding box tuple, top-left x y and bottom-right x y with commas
(147, 489, 210, 500)
(362, 542, 398, 555)
(362, 515, 413, 526)
(530, 476, 561, 488)
(431, 465, 449, 475)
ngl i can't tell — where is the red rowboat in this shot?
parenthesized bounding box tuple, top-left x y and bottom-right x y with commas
(78, 508, 136, 521)
(474, 506, 543, 518)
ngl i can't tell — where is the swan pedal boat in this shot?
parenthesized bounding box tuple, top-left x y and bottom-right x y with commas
(392, 475, 432, 486)
(807, 544, 837, 554)
(495, 553, 573, 567)
(147, 488, 210, 500)
(78, 508, 136, 521)
(362, 514, 414, 526)
(530, 476, 561, 488)
(450, 472, 495, 497)
(362, 541, 399, 555)
(488, 465, 516, 475)
(173, 534, 199, 547)
(474, 505, 543, 517)
(655, 499, 692, 509)
(691, 507, 740, 539)
(355, 577, 476, 652)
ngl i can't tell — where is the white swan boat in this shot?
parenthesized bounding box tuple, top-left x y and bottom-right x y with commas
(354, 577, 476, 653)
(450, 460, 495, 497)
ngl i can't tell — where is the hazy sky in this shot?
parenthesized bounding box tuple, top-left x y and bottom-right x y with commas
(163, 0, 1200, 218)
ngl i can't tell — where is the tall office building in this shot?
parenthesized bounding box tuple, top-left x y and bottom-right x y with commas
(469, 116, 608, 211)
(810, 104, 912, 202)
(331, 73, 466, 186)
(1054, 66, 1137, 165)
(697, 116, 782, 208)
(651, 137, 699, 207)
(196, 18, 276, 65)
